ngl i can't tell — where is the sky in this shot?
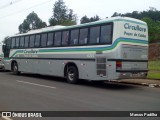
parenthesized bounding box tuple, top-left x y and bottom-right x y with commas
(0, 0, 160, 43)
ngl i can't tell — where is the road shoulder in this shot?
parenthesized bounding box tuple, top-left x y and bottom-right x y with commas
(113, 79, 160, 88)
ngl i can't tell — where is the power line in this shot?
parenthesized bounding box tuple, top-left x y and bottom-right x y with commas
(0, 0, 24, 10)
(0, 0, 53, 19)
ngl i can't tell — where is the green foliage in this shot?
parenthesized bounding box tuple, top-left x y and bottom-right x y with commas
(112, 7, 160, 21)
(49, 0, 77, 26)
(80, 15, 100, 24)
(142, 17, 160, 42)
(80, 15, 90, 24)
(147, 60, 160, 79)
(2, 36, 9, 54)
(148, 60, 160, 71)
(147, 72, 160, 79)
(2, 36, 9, 45)
(19, 12, 47, 33)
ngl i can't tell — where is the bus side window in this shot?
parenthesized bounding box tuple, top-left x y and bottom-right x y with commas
(47, 33, 54, 47)
(29, 35, 35, 48)
(54, 32, 61, 46)
(35, 35, 40, 48)
(16, 37, 20, 48)
(20, 37, 25, 48)
(11, 38, 16, 49)
(41, 34, 47, 47)
(79, 28, 88, 45)
(24, 36, 29, 48)
(100, 25, 112, 44)
(89, 26, 100, 44)
(70, 29, 79, 45)
(62, 31, 69, 46)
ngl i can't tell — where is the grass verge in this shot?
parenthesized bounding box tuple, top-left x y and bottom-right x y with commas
(148, 60, 160, 71)
(147, 60, 160, 79)
(147, 71, 160, 79)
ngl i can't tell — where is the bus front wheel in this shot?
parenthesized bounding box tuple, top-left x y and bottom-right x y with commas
(66, 66, 78, 84)
(12, 62, 20, 75)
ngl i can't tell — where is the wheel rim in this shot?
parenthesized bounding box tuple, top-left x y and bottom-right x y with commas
(68, 69, 75, 81)
(13, 64, 18, 72)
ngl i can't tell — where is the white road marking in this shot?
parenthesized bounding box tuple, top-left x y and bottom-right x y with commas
(0, 115, 13, 120)
(2, 117, 13, 120)
(16, 80, 56, 89)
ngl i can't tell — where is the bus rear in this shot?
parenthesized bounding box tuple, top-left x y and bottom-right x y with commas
(113, 17, 148, 79)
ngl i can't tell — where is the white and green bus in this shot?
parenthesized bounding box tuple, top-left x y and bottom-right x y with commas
(3, 17, 148, 83)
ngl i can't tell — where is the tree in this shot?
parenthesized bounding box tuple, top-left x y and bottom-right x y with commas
(80, 15, 90, 24)
(49, 0, 77, 26)
(142, 17, 160, 43)
(112, 7, 160, 21)
(19, 11, 47, 33)
(90, 15, 100, 22)
(80, 15, 100, 24)
(2, 36, 9, 44)
(112, 12, 122, 17)
(2, 36, 9, 56)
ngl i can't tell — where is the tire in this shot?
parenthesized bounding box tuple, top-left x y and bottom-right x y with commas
(12, 62, 20, 75)
(66, 66, 79, 84)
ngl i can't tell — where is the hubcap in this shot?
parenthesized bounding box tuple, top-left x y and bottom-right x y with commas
(68, 70, 75, 81)
(14, 64, 17, 72)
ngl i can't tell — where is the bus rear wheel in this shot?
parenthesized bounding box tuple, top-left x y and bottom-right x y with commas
(12, 62, 20, 75)
(66, 66, 78, 84)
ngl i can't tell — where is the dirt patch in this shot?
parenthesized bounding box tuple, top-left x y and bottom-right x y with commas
(149, 43, 160, 60)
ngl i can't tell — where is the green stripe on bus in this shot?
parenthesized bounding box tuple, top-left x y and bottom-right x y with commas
(10, 38, 148, 57)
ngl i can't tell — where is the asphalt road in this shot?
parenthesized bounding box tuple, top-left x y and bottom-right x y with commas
(0, 71, 160, 120)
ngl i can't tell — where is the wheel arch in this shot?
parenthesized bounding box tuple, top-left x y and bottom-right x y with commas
(64, 62, 79, 78)
(11, 60, 17, 70)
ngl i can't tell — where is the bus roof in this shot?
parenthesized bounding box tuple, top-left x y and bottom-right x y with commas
(11, 17, 147, 38)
